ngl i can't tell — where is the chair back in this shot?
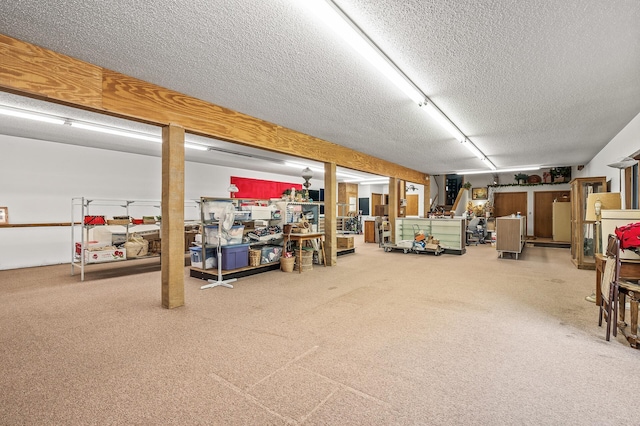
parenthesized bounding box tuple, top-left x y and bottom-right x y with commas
(602, 235, 621, 298)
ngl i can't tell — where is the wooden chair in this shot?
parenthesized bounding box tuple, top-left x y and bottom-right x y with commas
(599, 235, 621, 341)
(617, 277, 640, 348)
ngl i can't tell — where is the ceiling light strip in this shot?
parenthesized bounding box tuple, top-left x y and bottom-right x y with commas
(307, 0, 424, 104)
(0, 104, 210, 150)
(307, 1, 495, 171)
(0, 105, 66, 125)
(421, 103, 464, 142)
(70, 122, 161, 143)
(458, 166, 541, 175)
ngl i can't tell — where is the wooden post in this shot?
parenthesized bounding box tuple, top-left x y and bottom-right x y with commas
(398, 180, 406, 217)
(161, 124, 185, 309)
(324, 162, 337, 266)
(389, 177, 399, 243)
(423, 175, 431, 217)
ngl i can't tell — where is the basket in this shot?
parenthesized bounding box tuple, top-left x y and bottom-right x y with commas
(249, 249, 261, 267)
(280, 256, 295, 272)
(107, 219, 130, 225)
(143, 216, 157, 224)
(295, 248, 313, 272)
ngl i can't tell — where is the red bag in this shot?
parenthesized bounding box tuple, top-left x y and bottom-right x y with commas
(84, 215, 106, 225)
(615, 222, 640, 250)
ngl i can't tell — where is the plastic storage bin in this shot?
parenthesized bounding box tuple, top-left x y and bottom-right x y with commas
(221, 244, 249, 270)
(204, 225, 244, 246)
(189, 247, 217, 269)
(260, 245, 283, 264)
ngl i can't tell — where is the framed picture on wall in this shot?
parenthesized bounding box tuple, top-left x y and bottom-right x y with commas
(472, 188, 488, 200)
(0, 207, 8, 224)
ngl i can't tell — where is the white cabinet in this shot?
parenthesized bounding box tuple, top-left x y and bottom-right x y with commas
(395, 217, 466, 254)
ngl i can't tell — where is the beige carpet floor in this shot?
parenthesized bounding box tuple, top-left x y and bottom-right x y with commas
(1, 236, 639, 425)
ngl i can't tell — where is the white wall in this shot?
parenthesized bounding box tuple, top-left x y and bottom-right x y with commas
(0, 135, 323, 270)
(457, 172, 573, 235)
(577, 111, 640, 196)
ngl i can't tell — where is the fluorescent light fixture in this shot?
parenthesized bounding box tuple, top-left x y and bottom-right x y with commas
(283, 161, 367, 179)
(421, 103, 465, 142)
(458, 166, 541, 175)
(480, 157, 498, 170)
(71, 122, 161, 143)
(307, 0, 424, 104)
(344, 176, 389, 184)
(284, 161, 324, 175)
(461, 139, 485, 160)
(357, 180, 390, 185)
(184, 142, 208, 151)
(0, 105, 66, 125)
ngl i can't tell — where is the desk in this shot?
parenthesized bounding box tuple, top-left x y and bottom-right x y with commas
(286, 232, 325, 273)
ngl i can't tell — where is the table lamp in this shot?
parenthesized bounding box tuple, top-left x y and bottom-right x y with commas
(585, 192, 622, 254)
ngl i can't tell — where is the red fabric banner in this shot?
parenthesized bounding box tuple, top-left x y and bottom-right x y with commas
(230, 176, 302, 199)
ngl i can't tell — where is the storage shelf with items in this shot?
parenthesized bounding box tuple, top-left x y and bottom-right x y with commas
(276, 201, 323, 232)
(193, 197, 285, 274)
(71, 197, 198, 281)
(336, 215, 361, 234)
(395, 217, 466, 254)
(276, 201, 325, 266)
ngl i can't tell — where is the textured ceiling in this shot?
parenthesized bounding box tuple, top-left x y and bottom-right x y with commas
(1, 0, 639, 176)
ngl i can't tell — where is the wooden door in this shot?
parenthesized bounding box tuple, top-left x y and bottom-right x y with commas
(534, 191, 570, 238)
(493, 192, 527, 220)
(364, 220, 376, 243)
(406, 194, 419, 216)
(372, 193, 383, 216)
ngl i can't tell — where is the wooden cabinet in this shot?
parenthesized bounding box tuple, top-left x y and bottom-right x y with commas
(364, 220, 377, 243)
(496, 216, 526, 259)
(552, 202, 571, 242)
(570, 177, 606, 269)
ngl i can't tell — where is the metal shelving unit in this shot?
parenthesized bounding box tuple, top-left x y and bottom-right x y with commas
(71, 197, 198, 281)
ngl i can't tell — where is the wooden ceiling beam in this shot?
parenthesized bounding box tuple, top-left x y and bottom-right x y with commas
(0, 34, 428, 184)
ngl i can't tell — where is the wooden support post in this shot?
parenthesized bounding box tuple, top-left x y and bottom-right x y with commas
(398, 179, 406, 218)
(324, 162, 337, 266)
(423, 176, 431, 217)
(161, 124, 185, 309)
(389, 177, 399, 243)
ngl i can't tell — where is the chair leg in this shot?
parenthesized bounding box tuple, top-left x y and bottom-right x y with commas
(604, 288, 613, 341)
(598, 298, 603, 327)
(619, 292, 627, 325)
(605, 304, 611, 341)
(612, 289, 618, 337)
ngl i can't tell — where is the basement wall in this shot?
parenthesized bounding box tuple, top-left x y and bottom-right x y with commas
(0, 134, 322, 270)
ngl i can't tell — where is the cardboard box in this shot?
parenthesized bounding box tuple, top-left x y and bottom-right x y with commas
(83, 248, 126, 263)
(75, 241, 109, 255)
(90, 225, 127, 245)
(242, 206, 273, 220)
(337, 236, 354, 249)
